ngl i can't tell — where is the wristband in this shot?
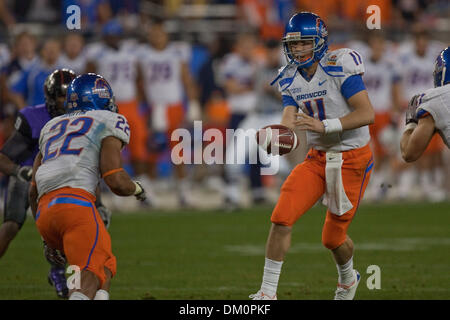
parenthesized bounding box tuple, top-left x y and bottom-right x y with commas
(134, 181, 142, 195)
(102, 168, 124, 178)
(322, 119, 343, 134)
(404, 122, 417, 133)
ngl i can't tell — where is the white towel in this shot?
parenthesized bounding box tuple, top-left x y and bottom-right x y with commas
(322, 152, 353, 216)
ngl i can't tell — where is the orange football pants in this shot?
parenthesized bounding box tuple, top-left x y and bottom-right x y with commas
(148, 102, 185, 163)
(271, 144, 373, 250)
(35, 187, 116, 287)
(423, 133, 444, 155)
(118, 100, 148, 162)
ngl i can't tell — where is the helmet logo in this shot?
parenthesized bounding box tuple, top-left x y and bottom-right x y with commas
(92, 78, 111, 99)
(316, 18, 328, 38)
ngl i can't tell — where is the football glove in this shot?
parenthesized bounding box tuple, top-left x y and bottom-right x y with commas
(405, 94, 421, 125)
(43, 241, 66, 268)
(134, 181, 147, 201)
(14, 165, 33, 182)
(97, 205, 112, 229)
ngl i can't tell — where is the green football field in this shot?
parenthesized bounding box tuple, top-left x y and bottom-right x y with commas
(1, 202, 449, 300)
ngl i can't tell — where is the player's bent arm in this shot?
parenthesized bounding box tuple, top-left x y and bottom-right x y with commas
(29, 152, 42, 218)
(281, 106, 298, 130)
(400, 116, 436, 163)
(100, 136, 138, 196)
(340, 90, 375, 130)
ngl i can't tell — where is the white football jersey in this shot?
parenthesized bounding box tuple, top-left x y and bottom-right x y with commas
(36, 110, 130, 199)
(219, 53, 257, 114)
(89, 43, 139, 102)
(59, 52, 88, 75)
(277, 48, 370, 152)
(138, 43, 188, 106)
(396, 41, 445, 101)
(416, 85, 450, 148)
(363, 56, 400, 113)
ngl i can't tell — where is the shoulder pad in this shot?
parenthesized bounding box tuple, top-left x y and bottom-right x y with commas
(274, 64, 297, 90)
(321, 48, 364, 77)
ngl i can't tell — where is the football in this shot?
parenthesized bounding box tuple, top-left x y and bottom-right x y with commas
(256, 124, 299, 156)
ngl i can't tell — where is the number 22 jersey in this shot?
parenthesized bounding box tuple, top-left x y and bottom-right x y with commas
(36, 110, 130, 199)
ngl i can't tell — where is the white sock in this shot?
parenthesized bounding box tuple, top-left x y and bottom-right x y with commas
(69, 292, 90, 300)
(260, 258, 283, 297)
(336, 257, 355, 286)
(398, 169, 416, 198)
(94, 289, 109, 300)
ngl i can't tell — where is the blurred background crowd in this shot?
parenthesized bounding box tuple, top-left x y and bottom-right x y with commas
(0, 0, 448, 211)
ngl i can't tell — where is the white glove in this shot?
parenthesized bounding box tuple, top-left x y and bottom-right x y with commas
(14, 165, 33, 182)
(134, 181, 146, 201)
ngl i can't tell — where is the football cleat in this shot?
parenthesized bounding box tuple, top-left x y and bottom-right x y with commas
(334, 269, 360, 300)
(249, 290, 277, 300)
(48, 266, 69, 299)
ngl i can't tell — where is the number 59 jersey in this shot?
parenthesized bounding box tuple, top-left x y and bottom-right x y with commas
(36, 110, 130, 199)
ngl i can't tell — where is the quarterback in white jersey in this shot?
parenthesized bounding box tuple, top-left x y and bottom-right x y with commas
(401, 47, 450, 162)
(29, 74, 146, 300)
(251, 12, 375, 301)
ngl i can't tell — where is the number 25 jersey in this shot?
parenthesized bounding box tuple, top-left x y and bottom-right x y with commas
(36, 110, 130, 199)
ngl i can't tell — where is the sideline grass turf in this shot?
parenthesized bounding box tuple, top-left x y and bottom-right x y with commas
(1, 202, 449, 300)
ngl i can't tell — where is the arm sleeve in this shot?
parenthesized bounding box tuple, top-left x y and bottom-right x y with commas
(341, 74, 366, 100)
(282, 94, 299, 108)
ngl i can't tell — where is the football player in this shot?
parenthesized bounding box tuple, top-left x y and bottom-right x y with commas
(86, 20, 152, 200)
(0, 69, 80, 298)
(250, 12, 375, 300)
(401, 47, 450, 162)
(361, 31, 402, 200)
(395, 27, 446, 201)
(29, 73, 146, 300)
(138, 18, 200, 207)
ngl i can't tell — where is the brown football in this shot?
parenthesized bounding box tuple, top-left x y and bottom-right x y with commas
(256, 124, 299, 156)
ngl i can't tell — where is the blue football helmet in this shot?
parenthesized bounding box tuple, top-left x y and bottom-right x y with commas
(433, 46, 450, 88)
(65, 73, 118, 113)
(282, 12, 328, 68)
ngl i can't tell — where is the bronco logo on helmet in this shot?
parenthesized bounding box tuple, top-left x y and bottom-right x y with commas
(92, 78, 111, 99)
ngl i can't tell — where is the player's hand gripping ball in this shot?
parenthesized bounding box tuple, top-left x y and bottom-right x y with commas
(256, 124, 299, 156)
